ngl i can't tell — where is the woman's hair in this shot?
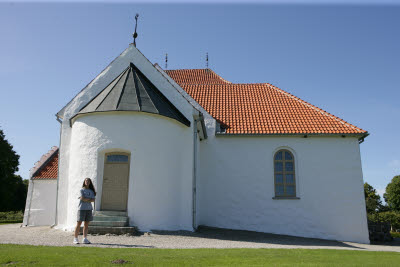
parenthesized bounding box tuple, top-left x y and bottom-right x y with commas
(82, 178, 97, 196)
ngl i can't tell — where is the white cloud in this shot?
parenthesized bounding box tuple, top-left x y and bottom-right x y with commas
(376, 188, 385, 198)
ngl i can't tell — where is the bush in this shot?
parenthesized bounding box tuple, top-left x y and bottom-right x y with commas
(0, 211, 23, 223)
(391, 232, 400, 238)
(368, 211, 400, 231)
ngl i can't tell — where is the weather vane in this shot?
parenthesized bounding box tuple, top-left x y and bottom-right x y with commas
(165, 53, 168, 70)
(133, 14, 139, 47)
(206, 52, 209, 69)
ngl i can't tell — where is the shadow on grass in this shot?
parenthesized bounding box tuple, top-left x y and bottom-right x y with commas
(149, 226, 366, 250)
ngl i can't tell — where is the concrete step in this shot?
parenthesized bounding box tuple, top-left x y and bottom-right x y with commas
(95, 211, 127, 216)
(90, 220, 128, 227)
(80, 226, 138, 235)
(92, 216, 128, 222)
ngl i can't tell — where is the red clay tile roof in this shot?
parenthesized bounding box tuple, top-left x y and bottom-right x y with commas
(165, 69, 367, 135)
(166, 69, 231, 85)
(31, 148, 58, 180)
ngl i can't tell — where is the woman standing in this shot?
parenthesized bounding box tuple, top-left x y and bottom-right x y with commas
(74, 178, 96, 244)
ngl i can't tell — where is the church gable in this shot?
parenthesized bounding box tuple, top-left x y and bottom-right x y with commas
(57, 45, 194, 124)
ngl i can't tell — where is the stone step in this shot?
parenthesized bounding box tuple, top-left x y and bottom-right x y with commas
(94, 211, 127, 216)
(80, 226, 138, 235)
(92, 216, 128, 222)
(90, 220, 128, 227)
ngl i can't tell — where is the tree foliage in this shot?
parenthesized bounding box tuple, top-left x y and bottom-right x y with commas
(384, 175, 400, 212)
(364, 182, 382, 213)
(0, 128, 27, 211)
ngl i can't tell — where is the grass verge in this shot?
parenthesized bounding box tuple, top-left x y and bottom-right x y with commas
(0, 220, 22, 225)
(0, 244, 400, 266)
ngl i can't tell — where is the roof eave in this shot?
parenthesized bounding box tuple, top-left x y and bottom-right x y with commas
(215, 132, 369, 140)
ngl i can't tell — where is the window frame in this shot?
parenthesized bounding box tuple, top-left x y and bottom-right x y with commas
(105, 152, 130, 164)
(273, 149, 298, 199)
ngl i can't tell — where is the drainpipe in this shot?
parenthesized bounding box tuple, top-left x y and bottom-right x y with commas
(192, 117, 199, 231)
(26, 179, 35, 226)
(51, 116, 63, 228)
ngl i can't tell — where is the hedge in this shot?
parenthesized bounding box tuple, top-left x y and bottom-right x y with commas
(368, 211, 400, 231)
(0, 211, 23, 223)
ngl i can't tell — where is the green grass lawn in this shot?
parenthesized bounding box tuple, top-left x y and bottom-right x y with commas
(0, 245, 399, 266)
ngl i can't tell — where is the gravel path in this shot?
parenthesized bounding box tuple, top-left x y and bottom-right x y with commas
(1, 223, 399, 252)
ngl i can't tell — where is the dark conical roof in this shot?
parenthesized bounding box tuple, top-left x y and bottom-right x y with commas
(71, 63, 190, 127)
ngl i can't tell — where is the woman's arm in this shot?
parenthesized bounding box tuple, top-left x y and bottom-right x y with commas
(79, 197, 95, 202)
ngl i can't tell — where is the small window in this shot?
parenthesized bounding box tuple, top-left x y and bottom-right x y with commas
(274, 149, 296, 197)
(106, 154, 129, 163)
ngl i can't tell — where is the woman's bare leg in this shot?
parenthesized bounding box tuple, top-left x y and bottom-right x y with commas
(83, 221, 90, 238)
(74, 221, 82, 238)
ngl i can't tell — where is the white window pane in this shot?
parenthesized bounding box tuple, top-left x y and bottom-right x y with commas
(286, 174, 294, 184)
(276, 185, 284, 196)
(275, 174, 283, 184)
(275, 151, 283, 160)
(285, 151, 292, 160)
(285, 162, 293, 171)
(286, 185, 295, 196)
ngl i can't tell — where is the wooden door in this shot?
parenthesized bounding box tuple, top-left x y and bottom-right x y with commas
(101, 153, 130, 211)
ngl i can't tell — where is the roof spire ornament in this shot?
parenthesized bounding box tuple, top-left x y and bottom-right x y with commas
(132, 13, 139, 47)
(206, 52, 209, 69)
(165, 53, 168, 70)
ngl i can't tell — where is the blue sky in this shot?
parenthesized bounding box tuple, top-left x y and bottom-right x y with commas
(0, 2, 399, 199)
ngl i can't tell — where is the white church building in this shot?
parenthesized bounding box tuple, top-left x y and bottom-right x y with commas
(24, 43, 370, 244)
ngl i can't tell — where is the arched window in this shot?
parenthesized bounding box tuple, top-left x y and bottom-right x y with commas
(274, 149, 296, 197)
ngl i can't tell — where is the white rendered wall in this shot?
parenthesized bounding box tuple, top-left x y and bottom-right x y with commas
(23, 180, 57, 226)
(198, 135, 369, 244)
(56, 44, 196, 230)
(65, 112, 194, 231)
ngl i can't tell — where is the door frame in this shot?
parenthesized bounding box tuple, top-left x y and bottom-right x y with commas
(100, 152, 131, 211)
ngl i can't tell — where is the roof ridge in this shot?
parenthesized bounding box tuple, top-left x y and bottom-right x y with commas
(166, 68, 231, 84)
(166, 68, 208, 71)
(178, 83, 230, 86)
(184, 82, 274, 86)
(207, 69, 232, 84)
(266, 83, 365, 133)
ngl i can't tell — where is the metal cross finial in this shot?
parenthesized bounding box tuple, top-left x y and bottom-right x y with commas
(133, 13, 139, 47)
(206, 52, 209, 69)
(165, 53, 168, 70)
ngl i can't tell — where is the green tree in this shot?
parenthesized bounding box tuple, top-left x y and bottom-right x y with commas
(364, 182, 382, 213)
(0, 128, 27, 211)
(384, 175, 400, 212)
